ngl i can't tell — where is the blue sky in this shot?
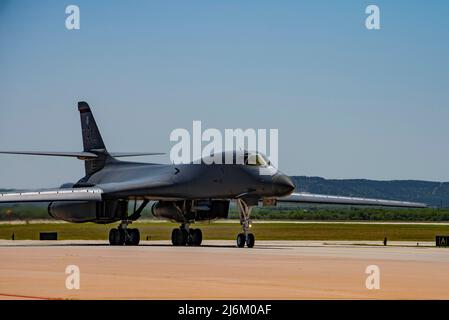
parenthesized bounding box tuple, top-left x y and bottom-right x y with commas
(1, 0, 449, 188)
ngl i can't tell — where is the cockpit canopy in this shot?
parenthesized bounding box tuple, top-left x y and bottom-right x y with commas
(244, 152, 271, 167)
(201, 150, 274, 168)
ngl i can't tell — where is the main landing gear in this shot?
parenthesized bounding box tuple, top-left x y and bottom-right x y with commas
(236, 199, 255, 248)
(171, 224, 203, 246)
(108, 200, 149, 246)
(109, 220, 140, 246)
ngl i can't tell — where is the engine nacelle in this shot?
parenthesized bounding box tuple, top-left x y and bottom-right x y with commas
(151, 200, 229, 222)
(150, 201, 184, 221)
(48, 200, 128, 223)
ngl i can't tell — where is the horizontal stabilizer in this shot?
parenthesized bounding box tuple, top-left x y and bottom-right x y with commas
(0, 151, 98, 160)
(0, 151, 165, 160)
(110, 152, 165, 158)
(278, 192, 427, 208)
(0, 188, 103, 203)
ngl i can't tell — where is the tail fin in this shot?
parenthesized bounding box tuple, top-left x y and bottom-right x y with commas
(78, 101, 106, 152)
(78, 101, 110, 175)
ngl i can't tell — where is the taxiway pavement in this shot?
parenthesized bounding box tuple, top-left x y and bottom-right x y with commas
(0, 240, 447, 299)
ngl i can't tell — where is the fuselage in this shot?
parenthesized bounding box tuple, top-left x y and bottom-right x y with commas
(79, 152, 295, 201)
(49, 151, 295, 224)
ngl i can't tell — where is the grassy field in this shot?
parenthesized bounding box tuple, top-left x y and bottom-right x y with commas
(0, 220, 448, 241)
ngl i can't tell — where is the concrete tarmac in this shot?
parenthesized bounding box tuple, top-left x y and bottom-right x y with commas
(0, 240, 448, 300)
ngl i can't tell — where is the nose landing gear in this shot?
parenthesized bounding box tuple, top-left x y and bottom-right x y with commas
(236, 199, 255, 248)
(237, 232, 254, 248)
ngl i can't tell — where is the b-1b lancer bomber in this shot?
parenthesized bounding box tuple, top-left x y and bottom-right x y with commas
(0, 102, 427, 248)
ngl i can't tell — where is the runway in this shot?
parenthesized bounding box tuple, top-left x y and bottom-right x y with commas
(0, 240, 448, 300)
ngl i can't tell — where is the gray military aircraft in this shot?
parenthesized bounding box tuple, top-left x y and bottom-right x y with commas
(0, 102, 427, 247)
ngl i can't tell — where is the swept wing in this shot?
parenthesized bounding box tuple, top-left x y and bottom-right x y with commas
(277, 192, 427, 208)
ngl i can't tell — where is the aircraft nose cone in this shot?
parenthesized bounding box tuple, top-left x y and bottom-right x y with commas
(273, 174, 295, 196)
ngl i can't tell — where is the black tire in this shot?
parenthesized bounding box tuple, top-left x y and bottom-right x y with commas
(109, 228, 119, 245)
(117, 228, 126, 245)
(191, 229, 203, 246)
(171, 228, 180, 246)
(172, 228, 188, 246)
(132, 229, 140, 245)
(246, 233, 255, 248)
(236, 233, 246, 248)
(180, 228, 189, 246)
(126, 228, 140, 246)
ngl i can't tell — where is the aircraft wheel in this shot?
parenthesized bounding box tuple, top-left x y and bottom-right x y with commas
(126, 228, 140, 246)
(191, 229, 203, 246)
(180, 228, 189, 246)
(109, 228, 125, 246)
(172, 228, 188, 246)
(246, 233, 255, 248)
(109, 228, 119, 245)
(171, 229, 180, 246)
(236, 233, 246, 248)
(117, 228, 126, 245)
(132, 229, 141, 245)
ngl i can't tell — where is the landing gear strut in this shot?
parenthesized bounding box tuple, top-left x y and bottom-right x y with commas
(171, 224, 203, 246)
(236, 199, 255, 248)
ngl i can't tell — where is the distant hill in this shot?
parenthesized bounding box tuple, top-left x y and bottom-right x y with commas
(291, 177, 449, 208)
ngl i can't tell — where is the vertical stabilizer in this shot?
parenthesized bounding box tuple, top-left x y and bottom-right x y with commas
(78, 101, 109, 175)
(78, 101, 106, 152)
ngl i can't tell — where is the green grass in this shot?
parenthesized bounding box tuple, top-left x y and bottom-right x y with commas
(1, 221, 448, 241)
(3, 206, 449, 222)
